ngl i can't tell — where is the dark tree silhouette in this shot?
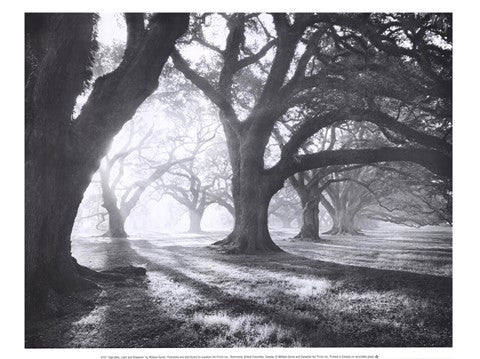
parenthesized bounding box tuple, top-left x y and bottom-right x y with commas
(25, 13, 189, 315)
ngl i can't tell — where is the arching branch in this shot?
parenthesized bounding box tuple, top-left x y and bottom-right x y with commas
(280, 147, 452, 180)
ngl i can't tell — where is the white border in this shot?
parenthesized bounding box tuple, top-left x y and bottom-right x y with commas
(3, 1, 478, 358)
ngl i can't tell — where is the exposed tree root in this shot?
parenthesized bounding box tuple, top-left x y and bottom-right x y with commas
(28, 259, 148, 321)
(323, 227, 364, 235)
(293, 232, 323, 242)
(102, 265, 147, 276)
(212, 234, 283, 254)
(74, 258, 145, 283)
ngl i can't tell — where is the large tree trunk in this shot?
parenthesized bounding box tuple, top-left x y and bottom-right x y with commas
(323, 209, 361, 235)
(25, 14, 100, 317)
(100, 170, 128, 238)
(188, 209, 203, 233)
(213, 165, 282, 253)
(295, 198, 321, 241)
(25, 13, 189, 316)
(26, 161, 99, 316)
(105, 207, 128, 238)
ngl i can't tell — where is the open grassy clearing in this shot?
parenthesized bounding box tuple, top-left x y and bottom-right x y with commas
(25, 227, 451, 348)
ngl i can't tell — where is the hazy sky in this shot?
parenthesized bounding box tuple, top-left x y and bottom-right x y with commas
(96, 13, 126, 46)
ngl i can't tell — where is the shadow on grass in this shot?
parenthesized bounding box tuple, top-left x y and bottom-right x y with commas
(148, 242, 452, 299)
(28, 237, 452, 347)
(127, 240, 452, 347)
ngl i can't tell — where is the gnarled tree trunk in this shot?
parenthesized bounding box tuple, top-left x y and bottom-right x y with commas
(26, 162, 100, 313)
(213, 161, 282, 253)
(289, 176, 323, 241)
(103, 206, 128, 238)
(25, 14, 101, 316)
(295, 198, 320, 241)
(25, 13, 189, 316)
(323, 208, 361, 235)
(100, 170, 128, 237)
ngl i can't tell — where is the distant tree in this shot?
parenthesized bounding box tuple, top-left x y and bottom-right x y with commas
(162, 165, 214, 234)
(315, 162, 452, 235)
(320, 168, 379, 235)
(72, 185, 105, 234)
(288, 124, 381, 238)
(25, 13, 189, 314)
(160, 120, 221, 233)
(274, 125, 351, 240)
(289, 168, 352, 240)
(269, 185, 302, 229)
(204, 144, 235, 216)
(99, 122, 192, 237)
(359, 164, 452, 228)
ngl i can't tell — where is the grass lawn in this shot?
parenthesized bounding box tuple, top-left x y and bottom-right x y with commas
(25, 227, 452, 348)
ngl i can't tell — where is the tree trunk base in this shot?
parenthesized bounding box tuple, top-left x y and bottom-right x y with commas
(293, 232, 323, 242)
(212, 233, 283, 254)
(27, 257, 147, 320)
(322, 228, 364, 235)
(99, 230, 129, 238)
(26, 259, 100, 320)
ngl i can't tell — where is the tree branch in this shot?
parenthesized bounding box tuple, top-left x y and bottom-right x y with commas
(171, 49, 240, 130)
(235, 39, 277, 71)
(281, 147, 452, 179)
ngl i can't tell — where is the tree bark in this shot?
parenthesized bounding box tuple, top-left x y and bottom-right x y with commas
(319, 187, 362, 235)
(25, 13, 189, 316)
(295, 198, 321, 241)
(100, 169, 128, 238)
(25, 14, 101, 316)
(213, 163, 282, 253)
(104, 206, 128, 238)
(289, 174, 323, 241)
(324, 209, 361, 235)
(26, 164, 100, 315)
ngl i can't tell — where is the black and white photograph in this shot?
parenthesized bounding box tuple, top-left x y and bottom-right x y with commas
(19, 5, 462, 355)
